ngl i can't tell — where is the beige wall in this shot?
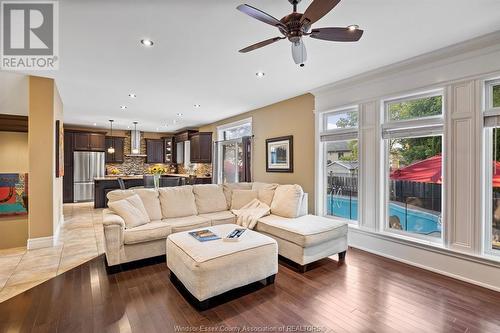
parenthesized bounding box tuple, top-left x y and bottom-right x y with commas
(0, 132, 29, 248)
(28, 76, 63, 241)
(200, 94, 315, 211)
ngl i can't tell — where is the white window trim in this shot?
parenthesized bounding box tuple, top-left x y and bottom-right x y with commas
(381, 90, 445, 243)
(216, 117, 252, 141)
(320, 106, 359, 223)
(483, 78, 500, 257)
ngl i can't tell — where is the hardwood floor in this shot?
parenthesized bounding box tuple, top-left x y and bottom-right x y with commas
(1, 248, 500, 333)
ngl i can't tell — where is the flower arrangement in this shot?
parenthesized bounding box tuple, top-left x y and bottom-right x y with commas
(109, 167, 120, 175)
(149, 164, 166, 175)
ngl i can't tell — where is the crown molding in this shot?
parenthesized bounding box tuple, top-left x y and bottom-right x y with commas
(311, 30, 500, 97)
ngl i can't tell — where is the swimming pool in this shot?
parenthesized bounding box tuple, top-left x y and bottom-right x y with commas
(327, 195, 441, 236)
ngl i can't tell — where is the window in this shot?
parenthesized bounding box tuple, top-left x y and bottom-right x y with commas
(382, 91, 444, 240)
(217, 118, 252, 141)
(321, 107, 359, 222)
(484, 80, 500, 255)
(215, 118, 253, 184)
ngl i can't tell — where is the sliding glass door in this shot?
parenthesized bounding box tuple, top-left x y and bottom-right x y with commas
(214, 137, 252, 184)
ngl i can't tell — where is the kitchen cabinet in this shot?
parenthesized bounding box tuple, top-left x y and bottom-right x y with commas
(190, 132, 212, 163)
(63, 131, 74, 203)
(146, 139, 164, 163)
(105, 136, 125, 163)
(73, 132, 105, 151)
(174, 130, 197, 143)
(163, 136, 175, 164)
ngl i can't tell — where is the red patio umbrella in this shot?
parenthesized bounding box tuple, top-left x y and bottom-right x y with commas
(390, 155, 500, 187)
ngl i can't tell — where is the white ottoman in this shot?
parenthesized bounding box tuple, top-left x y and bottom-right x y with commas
(167, 224, 278, 309)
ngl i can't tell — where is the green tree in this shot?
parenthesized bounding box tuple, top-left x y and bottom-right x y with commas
(339, 140, 358, 162)
(392, 136, 442, 166)
(494, 85, 500, 108)
(388, 95, 442, 121)
(335, 112, 358, 128)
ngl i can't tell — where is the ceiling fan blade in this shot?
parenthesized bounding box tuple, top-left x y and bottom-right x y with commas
(301, 0, 341, 26)
(309, 27, 363, 42)
(237, 4, 286, 29)
(239, 37, 284, 53)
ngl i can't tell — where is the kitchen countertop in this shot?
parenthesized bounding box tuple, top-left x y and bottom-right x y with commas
(94, 174, 212, 181)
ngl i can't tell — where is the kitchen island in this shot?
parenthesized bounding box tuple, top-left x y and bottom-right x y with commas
(94, 174, 212, 208)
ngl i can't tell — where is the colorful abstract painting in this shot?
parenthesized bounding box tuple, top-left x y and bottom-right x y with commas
(0, 173, 28, 217)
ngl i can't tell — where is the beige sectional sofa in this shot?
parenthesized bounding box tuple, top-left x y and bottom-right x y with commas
(102, 182, 347, 270)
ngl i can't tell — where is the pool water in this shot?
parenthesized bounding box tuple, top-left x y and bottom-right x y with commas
(327, 195, 441, 236)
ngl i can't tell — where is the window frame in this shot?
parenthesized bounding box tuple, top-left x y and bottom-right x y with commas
(381, 90, 445, 244)
(483, 78, 500, 257)
(217, 117, 252, 141)
(320, 106, 359, 223)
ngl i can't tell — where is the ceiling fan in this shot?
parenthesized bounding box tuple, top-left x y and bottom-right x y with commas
(237, 0, 363, 67)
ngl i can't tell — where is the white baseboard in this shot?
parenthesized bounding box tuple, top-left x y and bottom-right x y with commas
(27, 236, 54, 250)
(348, 227, 500, 293)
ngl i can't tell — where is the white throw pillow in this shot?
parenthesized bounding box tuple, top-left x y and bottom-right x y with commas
(193, 184, 228, 214)
(231, 189, 259, 210)
(270, 184, 304, 218)
(108, 194, 151, 229)
(252, 182, 278, 206)
(107, 189, 134, 202)
(222, 182, 253, 208)
(132, 189, 162, 221)
(159, 186, 198, 218)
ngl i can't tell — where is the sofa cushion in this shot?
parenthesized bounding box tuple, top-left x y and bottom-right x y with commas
(132, 189, 162, 221)
(270, 184, 304, 218)
(107, 189, 134, 202)
(108, 194, 151, 229)
(256, 214, 348, 247)
(163, 215, 211, 233)
(199, 211, 236, 226)
(159, 186, 198, 218)
(222, 183, 253, 208)
(123, 221, 170, 245)
(252, 182, 278, 206)
(231, 190, 259, 209)
(193, 184, 227, 214)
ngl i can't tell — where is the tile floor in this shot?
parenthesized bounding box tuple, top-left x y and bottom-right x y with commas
(0, 203, 104, 303)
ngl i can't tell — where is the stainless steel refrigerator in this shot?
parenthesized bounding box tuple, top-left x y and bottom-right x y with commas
(73, 151, 105, 202)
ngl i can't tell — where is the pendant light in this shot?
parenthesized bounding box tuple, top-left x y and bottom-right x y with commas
(131, 121, 140, 154)
(107, 120, 115, 154)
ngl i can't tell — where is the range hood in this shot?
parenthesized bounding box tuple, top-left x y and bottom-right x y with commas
(126, 130, 147, 157)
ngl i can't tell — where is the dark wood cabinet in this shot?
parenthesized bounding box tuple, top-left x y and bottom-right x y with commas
(89, 133, 106, 151)
(190, 132, 212, 163)
(105, 136, 125, 163)
(63, 131, 74, 203)
(163, 136, 175, 164)
(174, 130, 197, 143)
(146, 139, 164, 163)
(73, 132, 105, 151)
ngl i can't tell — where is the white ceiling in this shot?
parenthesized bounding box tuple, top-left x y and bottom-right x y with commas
(25, 0, 500, 131)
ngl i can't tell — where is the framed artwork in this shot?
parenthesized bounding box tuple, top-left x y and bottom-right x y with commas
(55, 120, 64, 178)
(266, 135, 293, 173)
(0, 173, 28, 217)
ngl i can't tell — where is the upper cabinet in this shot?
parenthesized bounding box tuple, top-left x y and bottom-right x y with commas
(146, 139, 165, 163)
(105, 136, 125, 163)
(190, 132, 212, 163)
(163, 136, 175, 164)
(73, 131, 106, 151)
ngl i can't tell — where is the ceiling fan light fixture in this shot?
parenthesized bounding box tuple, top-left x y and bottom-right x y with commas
(140, 39, 154, 47)
(291, 38, 307, 66)
(347, 24, 359, 31)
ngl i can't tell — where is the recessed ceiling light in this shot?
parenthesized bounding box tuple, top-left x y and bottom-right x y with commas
(140, 39, 154, 47)
(176, 113, 183, 117)
(347, 24, 359, 31)
(128, 93, 137, 98)
(194, 104, 201, 108)
(173, 119, 177, 124)
(93, 123, 97, 126)
(120, 105, 127, 110)
(256, 71, 265, 77)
